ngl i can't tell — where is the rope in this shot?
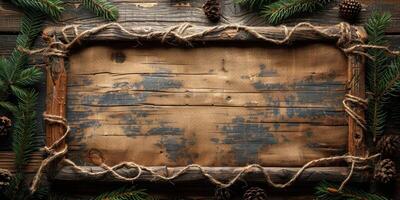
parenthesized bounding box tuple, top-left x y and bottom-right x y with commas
(15, 22, 364, 58)
(30, 113, 70, 193)
(27, 22, 387, 193)
(29, 113, 380, 193)
(343, 94, 368, 130)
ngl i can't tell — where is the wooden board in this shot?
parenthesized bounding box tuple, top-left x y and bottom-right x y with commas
(0, 0, 400, 34)
(66, 43, 349, 167)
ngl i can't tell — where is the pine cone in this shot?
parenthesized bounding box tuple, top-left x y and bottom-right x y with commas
(243, 187, 267, 200)
(377, 135, 400, 157)
(0, 168, 12, 189)
(214, 188, 231, 200)
(202, 0, 221, 23)
(374, 159, 396, 184)
(0, 116, 12, 136)
(339, 0, 362, 20)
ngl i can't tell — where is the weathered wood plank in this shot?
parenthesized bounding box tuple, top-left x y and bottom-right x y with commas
(0, 35, 17, 57)
(66, 43, 350, 167)
(0, 0, 399, 34)
(0, 152, 42, 173)
(0, 35, 398, 61)
(47, 23, 363, 43)
(347, 54, 367, 157)
(45, 55, 67, 149)
(66, 105, 348, 166)
(53, 166, 370, 183)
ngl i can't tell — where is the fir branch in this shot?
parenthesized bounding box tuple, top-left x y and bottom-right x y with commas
(93, 187, 153, 200)
(364, 12, 393, 140)
(365, 12, 392, 95)
(380, 57, 400, 101)
(234, 0, 275, 11)
(14, 67, 42, 87)
(11, 0, 64, 19)
(0, 101, 18, 113)
(83, 0, 119, 21)
(12, 90, 38, 172)
(0, 12, 43, 101)
(9, 11, 45, 69)
(0, 59, 42, 100)
(367, 99, 387, 140)
(315, 181, 388, 200)
(261, 0, 333, 25)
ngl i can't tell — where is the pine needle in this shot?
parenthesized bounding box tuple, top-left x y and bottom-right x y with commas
(380, 58, 400, 101)
(261, 0, 333, 25)
(12, 90, 38, 172)
(234, 0, 275, 11)
(364, 11, 393, 140)
(93, 186, 154, 200)
(83, 0, 119, 21)
(365, 12, 392, 94)
(315, 181, 388, 200)
(9, 11, 45, 69)
(11, 0, 64, 19)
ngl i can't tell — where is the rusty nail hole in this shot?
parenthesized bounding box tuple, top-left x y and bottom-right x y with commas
(111, 51, 126, 63)
(226, 96, 232, 101)
(354, 133, 361, 140)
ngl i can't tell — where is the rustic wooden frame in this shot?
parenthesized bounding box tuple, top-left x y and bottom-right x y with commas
(42, 24, 369, 183)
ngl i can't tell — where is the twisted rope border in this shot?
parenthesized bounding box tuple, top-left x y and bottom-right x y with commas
(26, 22, 393, 193)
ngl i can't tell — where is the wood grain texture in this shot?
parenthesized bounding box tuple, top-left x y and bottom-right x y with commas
(46, 22, 362, 44)
(0, 152, 42, 173)
(347, 54, 367, 157)
(54, 166, 370, 183)
(0, 0, 399, 34)
(66, 44, 350, 167)
(45, 55, 67, 150)
(0, 0, 395, 197)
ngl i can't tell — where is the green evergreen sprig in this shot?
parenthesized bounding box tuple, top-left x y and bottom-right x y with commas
(364, 12, 400, 140)
(315, 181, 388, 200)
(11, 0, 64, 19)
(12, 91, 39, 172)
(234, 0, 274, 11)
(0, 0, 120, 199)
(10, 11, 46, 69)
(0, 10, 43, 200)
(234, 0, 333, 25)
(261, 0, 333, 25)
(93, 187, 154, 200)
(0, 11, 44, 113)
(83, 0, 119, 21)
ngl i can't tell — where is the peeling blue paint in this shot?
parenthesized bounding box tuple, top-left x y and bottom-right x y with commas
(147, 126, 183, 135)
(286, 108, 341, 119)
(220, 117, 277, 164)
(75, 74, 183, 106)
(253, 70, 344, 91)
(258, 64, 278, 77)
(156, 136, 193, 163)
(112, 75, 182, 91)
(273, 123, 280, 130)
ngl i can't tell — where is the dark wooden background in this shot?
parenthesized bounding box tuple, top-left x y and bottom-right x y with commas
(0, 0, 399, 199)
